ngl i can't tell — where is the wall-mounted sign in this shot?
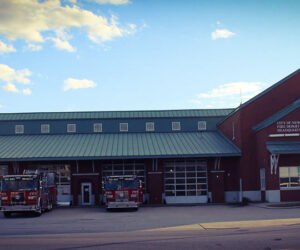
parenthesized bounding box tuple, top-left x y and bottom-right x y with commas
(277, 121, 300, 133)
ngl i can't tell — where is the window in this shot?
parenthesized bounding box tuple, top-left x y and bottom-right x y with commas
(172, 122, 181, 131)
(15, 125, 24, 134)
(94, 123, 102, 133)
(67, 124, 76, 133)
(146, 122, 155, 132)
(198, 121, 207, 131)
(41, 124, 50, 134)
(280, 167, 300, 188)
(0, 165, 8, 177)
(120, 123, 128, 132)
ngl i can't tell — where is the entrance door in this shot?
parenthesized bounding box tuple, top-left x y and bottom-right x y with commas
(148, 172, 163, 204)
(81, 183, 92, 205)
(211, 171, 225, 203)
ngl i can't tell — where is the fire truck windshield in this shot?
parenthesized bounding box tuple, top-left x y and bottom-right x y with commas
(105, 178, 139, 190)
(1, 177, 39, 191)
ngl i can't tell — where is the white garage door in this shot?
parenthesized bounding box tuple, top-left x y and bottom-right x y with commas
(164, 160, 208, 204)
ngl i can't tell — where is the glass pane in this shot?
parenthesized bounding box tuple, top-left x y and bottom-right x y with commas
(176, 167, 185, 172)
(176, 185, 186, 190)
(176, 191, 186, 196)
(187, 185, 196, 190)
(176, 173, 185, 178)
(279, 167, 289, 178)
(165, 185, 175, 191)
(176, 179, 185, 184)
(197, 178, 207, 184)
(280, 177, 289, 187)
(197, 190, 207, 196)
(197, 184, 207, 190)
(165, 173, 174, 178)
(197, 166, 206, 171)
(186, 166, 195, 172)
(197, 172, 207, 178)
(290, 167, 299, 177)
(187, 178, 196, 183)
(290, 177, 300, 187)
(186, 172, 195, 178)
(165, 179, 174, 184)
(187, 191, 196, 196)
(165, 191, 175, 196)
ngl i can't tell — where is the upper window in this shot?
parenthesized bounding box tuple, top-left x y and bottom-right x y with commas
(94, 123, 102, 133)
(198, 121, 207, 131)
(120, 123, 128, 132)
(172, 122, 181, 131)
(67, 124, 76, 133)
(41, 124, 50, 134)
(280, 166, 300, 189)
(15, 125, 24, 134)
(146, 122, 155, 132)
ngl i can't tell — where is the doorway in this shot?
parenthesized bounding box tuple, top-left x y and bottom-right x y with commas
(211, 171, 225, 203)
(81, 182, 92, 205)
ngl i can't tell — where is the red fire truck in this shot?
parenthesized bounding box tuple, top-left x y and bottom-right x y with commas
(0, 170, 56, 217)
(102, 175, 143, 210)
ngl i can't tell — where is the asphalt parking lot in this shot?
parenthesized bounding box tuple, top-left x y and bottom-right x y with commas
(1, 204, 300, 236)
(1, 205, 300, 250)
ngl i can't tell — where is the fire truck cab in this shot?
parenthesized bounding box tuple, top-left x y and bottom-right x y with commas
(102, 175, 143, 210)
(0, 170, 56, 217)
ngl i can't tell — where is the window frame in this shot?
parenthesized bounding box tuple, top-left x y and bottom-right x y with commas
(67, 124, 76, 133)
(146, 122, 155, 132)
(279, 166, 300, 190)
(198, 121, 207, 131)
(93, 123, 102, 133)
(172, 122, 181, 131)
(41, 124, 50, 134)
(120, 123, 128, 132)
(15, 125, 24, 134)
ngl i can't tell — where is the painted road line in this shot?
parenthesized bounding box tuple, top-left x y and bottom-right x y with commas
(145, 218, 300, 231)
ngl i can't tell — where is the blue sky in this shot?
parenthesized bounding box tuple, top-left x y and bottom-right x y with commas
(0, 0, 299, 113)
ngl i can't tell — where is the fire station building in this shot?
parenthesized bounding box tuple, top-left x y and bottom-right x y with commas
(0, 69, 300, 205)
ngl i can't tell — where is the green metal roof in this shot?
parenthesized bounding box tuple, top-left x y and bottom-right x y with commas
(267, 141, 300, 154)
(0, 109, 234, 121)
(0, 132, 240, 161)
(253, 99, 300, 132)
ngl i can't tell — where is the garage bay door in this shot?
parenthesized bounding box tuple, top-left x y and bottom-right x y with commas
(102, 160, 146, 187)
(164, 160, 208, 204)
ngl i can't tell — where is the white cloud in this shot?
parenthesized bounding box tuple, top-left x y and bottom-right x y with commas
(23, 88, 32, 95)
(0, 104, 3, 108)
(0, 64, 32, 85)
(0, 40, 16, 54)
(2, 83, 19, 93)
(92, 0, 130, 4)
(51, 37, 76, 52)
(198, 82, 263, 98)
(211, 29, 235, 40)
(192, 82, 266, 108)
(0, 0, 132, 47)
(25, 43, 42, 51)
(63, 78, 97, 91)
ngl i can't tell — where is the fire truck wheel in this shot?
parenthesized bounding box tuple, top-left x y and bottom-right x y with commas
(47, 200, 53, 211)
(35, 201, 42, 216)
(3, 212, 11, 218)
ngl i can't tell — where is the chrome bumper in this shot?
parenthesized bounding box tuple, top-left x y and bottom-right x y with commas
(107, 201, 138, 209)
(1, 205, 39, 212)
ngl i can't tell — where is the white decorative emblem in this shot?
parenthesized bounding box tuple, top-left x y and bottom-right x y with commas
(270, 154, 279, 175)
